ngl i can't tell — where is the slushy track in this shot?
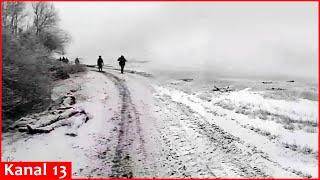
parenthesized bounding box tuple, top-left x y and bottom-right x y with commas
(101, 71, 147, 177)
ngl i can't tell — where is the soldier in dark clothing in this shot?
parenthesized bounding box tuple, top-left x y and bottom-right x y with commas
(61, 56, 67, 63)
(97, 56, 104, 72)
(117, 55, 127, 74)
(75, 58, 80, 65)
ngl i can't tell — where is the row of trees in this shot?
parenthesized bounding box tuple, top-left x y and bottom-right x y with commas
(2, 2, 70, 53)
(2, 2, 73, 130)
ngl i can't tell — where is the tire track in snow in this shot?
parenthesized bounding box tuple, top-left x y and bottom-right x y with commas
(99, 71, 147, 177)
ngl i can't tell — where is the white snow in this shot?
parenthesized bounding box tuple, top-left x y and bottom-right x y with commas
(2, 69, 318, 178)
(215, 88, 318, 123)
(155, 85, 318, 177)
(3, 71, 120, 176)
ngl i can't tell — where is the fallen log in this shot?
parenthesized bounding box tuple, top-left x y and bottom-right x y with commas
(262, 81, 273, 84)
(25, 109, 89, 135)
(212, 86, 233, 92)
(12, 89, 91, 135)
(26, 125, 52, 134)
(10, 117, 36, 130)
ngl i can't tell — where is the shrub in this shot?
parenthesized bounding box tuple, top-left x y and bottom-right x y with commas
(62, 64, 86, 74)
(2, 32, 53, 130)
(50, 62, 86, 80)
(2, 2, 72, 132)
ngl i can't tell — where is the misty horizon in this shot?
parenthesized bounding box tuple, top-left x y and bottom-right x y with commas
(53, 2, 318, 82)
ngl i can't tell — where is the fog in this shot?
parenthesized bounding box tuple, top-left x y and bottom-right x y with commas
(54, 2, 318, 81)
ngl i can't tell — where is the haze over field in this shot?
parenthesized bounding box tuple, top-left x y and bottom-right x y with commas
(54, 2, 318, 81)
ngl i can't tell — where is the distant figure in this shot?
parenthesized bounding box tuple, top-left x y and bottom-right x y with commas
(61, 56, 68, 63)
(75, 58, 80, 65)
(97, 56, 104, 72)
(117, 55, 127, 74)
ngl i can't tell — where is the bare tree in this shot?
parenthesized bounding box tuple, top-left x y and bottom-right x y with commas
(2, 2, 26, 35)
(2, 2, 10, 30)
(32, 2, 58, 35)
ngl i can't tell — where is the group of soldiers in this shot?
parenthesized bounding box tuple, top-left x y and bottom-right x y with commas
(97, 55, 127, 74)
(57, 57, 80, 65)
(58, 55, 127, 74)
(58, 57, 70, 64)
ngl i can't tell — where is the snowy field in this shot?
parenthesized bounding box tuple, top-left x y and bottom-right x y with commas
(2, 67, 318, 178)
(154, 75, 318, 176)
(158, 77, 318, 151)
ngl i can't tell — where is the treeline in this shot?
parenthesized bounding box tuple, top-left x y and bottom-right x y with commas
(2, 2, 84, 130)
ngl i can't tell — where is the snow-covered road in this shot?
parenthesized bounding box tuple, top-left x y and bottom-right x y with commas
(2, 68, 317, 178)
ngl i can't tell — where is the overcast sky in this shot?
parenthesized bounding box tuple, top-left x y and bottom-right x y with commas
(53, 2, 318, 81)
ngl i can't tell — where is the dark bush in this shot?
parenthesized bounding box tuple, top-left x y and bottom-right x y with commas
(49, 60, 86, 80)
(2, 31, 53, 129)
(55, 68, 70, 80)
(2, 2, 73, 132)
(62, 64, 86, 74)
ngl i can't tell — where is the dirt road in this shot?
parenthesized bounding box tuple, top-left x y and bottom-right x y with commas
(3, 69, 313, 178)
(102, 71, 148, 177)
